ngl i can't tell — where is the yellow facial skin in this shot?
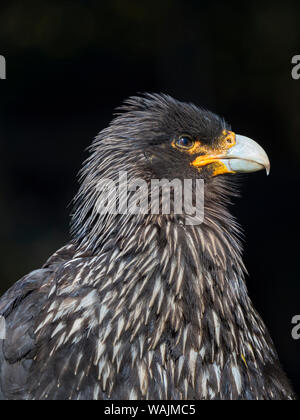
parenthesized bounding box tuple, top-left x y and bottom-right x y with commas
(172, 130, 237, 177)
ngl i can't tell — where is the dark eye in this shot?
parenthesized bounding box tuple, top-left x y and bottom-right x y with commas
(176, 136, 194, 149)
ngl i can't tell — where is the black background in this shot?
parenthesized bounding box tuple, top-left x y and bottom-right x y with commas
(1, 1, 299, 395)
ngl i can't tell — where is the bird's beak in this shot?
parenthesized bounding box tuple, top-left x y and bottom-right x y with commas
(191, 131, 270, 177)
(219, 134, 270, 175)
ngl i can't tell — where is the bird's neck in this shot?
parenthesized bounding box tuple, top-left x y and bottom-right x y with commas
(111, 210, 277, 378)
(72, 174, 278, 374)
(69, 193, 286, 399)
(81, 205, 274, 364)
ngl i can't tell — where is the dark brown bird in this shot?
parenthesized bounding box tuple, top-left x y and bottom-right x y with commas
(0, 94, 295, 400)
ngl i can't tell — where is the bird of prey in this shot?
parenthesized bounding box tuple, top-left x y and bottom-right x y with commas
(0, 94, 295, 400)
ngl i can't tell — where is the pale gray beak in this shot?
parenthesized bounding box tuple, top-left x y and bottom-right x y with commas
(220, 135, 270, 175)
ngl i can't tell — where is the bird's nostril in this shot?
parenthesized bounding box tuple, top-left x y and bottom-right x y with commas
(225, 135, 235, 146)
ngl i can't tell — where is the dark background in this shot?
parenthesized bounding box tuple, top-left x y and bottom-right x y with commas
(1, 0, 299, 395)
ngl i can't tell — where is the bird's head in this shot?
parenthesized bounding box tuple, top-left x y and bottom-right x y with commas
(104, 93, 270, 182)
(73, 94, 270, 250)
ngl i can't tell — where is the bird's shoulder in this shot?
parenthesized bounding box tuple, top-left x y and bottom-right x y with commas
(0, 243, 78, 318)
(0, 243, 79, 399)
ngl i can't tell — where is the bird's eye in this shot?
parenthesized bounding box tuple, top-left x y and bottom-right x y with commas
(176, 136, 194, 149)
